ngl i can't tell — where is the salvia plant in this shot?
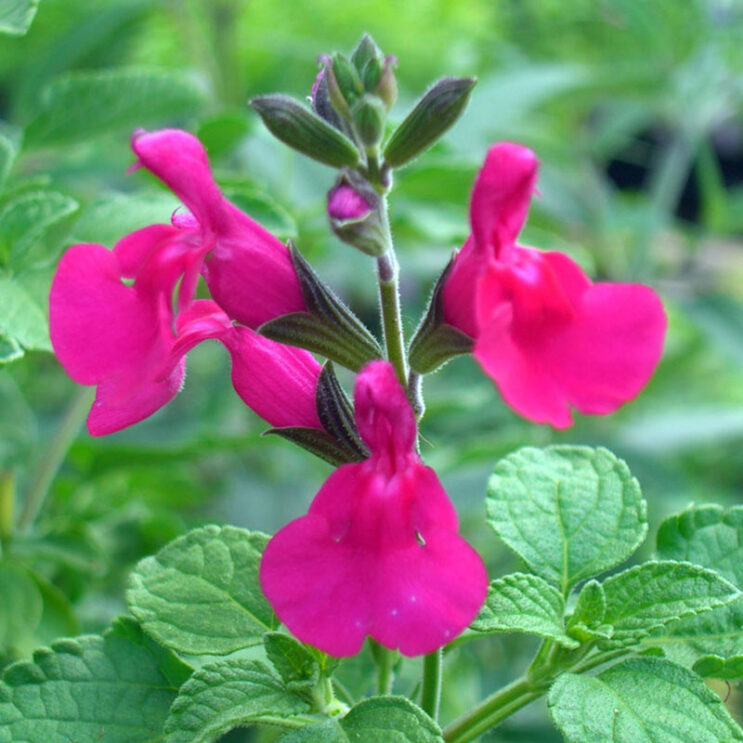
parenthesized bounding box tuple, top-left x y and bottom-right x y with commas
(2, 31, 743, 743)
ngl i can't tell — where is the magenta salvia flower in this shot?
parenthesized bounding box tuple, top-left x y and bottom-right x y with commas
(130, 128, 307, 328)
(50, 241, 321, 436)
(260, 360, 488, 657)
(442, 142, 667, 428)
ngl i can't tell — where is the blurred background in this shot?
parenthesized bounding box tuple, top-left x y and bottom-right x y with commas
(1, 0, 743, 739)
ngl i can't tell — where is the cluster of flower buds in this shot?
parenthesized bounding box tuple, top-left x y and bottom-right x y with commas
(48, 34, 666, 658)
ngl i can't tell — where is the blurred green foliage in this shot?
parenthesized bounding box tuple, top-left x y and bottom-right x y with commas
(2, 0, 743, 738)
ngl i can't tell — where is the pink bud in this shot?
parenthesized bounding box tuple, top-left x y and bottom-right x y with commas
(328, 182, 371, 222)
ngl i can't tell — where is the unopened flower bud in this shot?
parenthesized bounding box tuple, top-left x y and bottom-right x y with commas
(373, 56, 398, 110)
(327, 174, 387, 257)
(351, 33, 383, 75)
(250, 94, 360, 168)
(328, 182, 372, 222)
(332, 53, 364, 108)
(383, 76, 476, 168)
(310, 67, 343, 130)
(351, 94, 386, 148)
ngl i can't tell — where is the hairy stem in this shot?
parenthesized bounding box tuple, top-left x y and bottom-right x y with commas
(421, 649, 443, 720)
(377, 248, 408, 385)
(18, 387, 93, 531)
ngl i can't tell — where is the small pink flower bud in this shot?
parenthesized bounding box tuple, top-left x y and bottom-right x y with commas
(327, 182, 372, 221)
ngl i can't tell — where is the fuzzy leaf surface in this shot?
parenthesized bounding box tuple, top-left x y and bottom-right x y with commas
(486, 446, 647, 593)
(127, 525, 277, 656)
(471, 572, 577, 647)
(164, 658, 312, 743)
(0, 625, 181, 742)
(279, 697, 444, 743)
(549, 657, 743, 743)
(653, 506, 743, 661)
(600, 561, 739, 648)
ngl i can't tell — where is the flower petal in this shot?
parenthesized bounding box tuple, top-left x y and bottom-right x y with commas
(469, 142, 538, 257)
(132, 129, 227, 231)
(225, 327, 322, 429)
(442, 237, 483, 338)
(354, 361, 416, 461)
(260, 462, 487, 657)
(50, 244, 169, 386)
(474, 250, 666, 427)
(87, 358, 185, 436)
(201, 204, 306, 328)
(113, 224, 179, 278)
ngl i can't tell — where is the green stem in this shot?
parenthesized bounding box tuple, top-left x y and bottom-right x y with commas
(421, 649, 443, 720)
(377, 249, 408, 385)
(570, 648, 629, 675)
(376, 645, 396, 695)
(442, 676, 543, 743)
(18, 387, 93, 531)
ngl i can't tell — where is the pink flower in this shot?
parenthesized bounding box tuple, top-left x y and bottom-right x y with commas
(442, 143, 667, 428)
(50, 241, 321, 436)
(260, 361, 488, 657)
(129, 128, 306, 328)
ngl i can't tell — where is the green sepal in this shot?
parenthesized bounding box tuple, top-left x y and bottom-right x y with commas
(383, 77, 476, 168)
(259, 242, 383, 370)
(263, 426, 365, 467)
(408, 254, 473, 374)
(316, 362, 369, 458)
(250, 94, 360, 168)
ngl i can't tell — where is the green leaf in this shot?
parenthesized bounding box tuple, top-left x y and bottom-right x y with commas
(26, 68, 207, 146)
(549, 657, 743, 743)
(470, 573, 578, 648)
(264, 632, 320, 689)
(0, 0, 38, 36)
(71, 192, 180, 248)
(0, 562, 43, 654)
(279, 697, 444, 743)
(0, 278, 52, 353)
(127, 525, 277, 656)
(566, 580, 613, 642)
(600, 561, 739, 648)
(657, 505, 743, 587)
(486, 446, 647, 593)
(692, 655, 743, 680)
(0, 625, 181, 742)
(163, 658, 312, 743)
(653, 505, 743, 662)
(110, 616, 193, 688)
(0, 191, 79, 269)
